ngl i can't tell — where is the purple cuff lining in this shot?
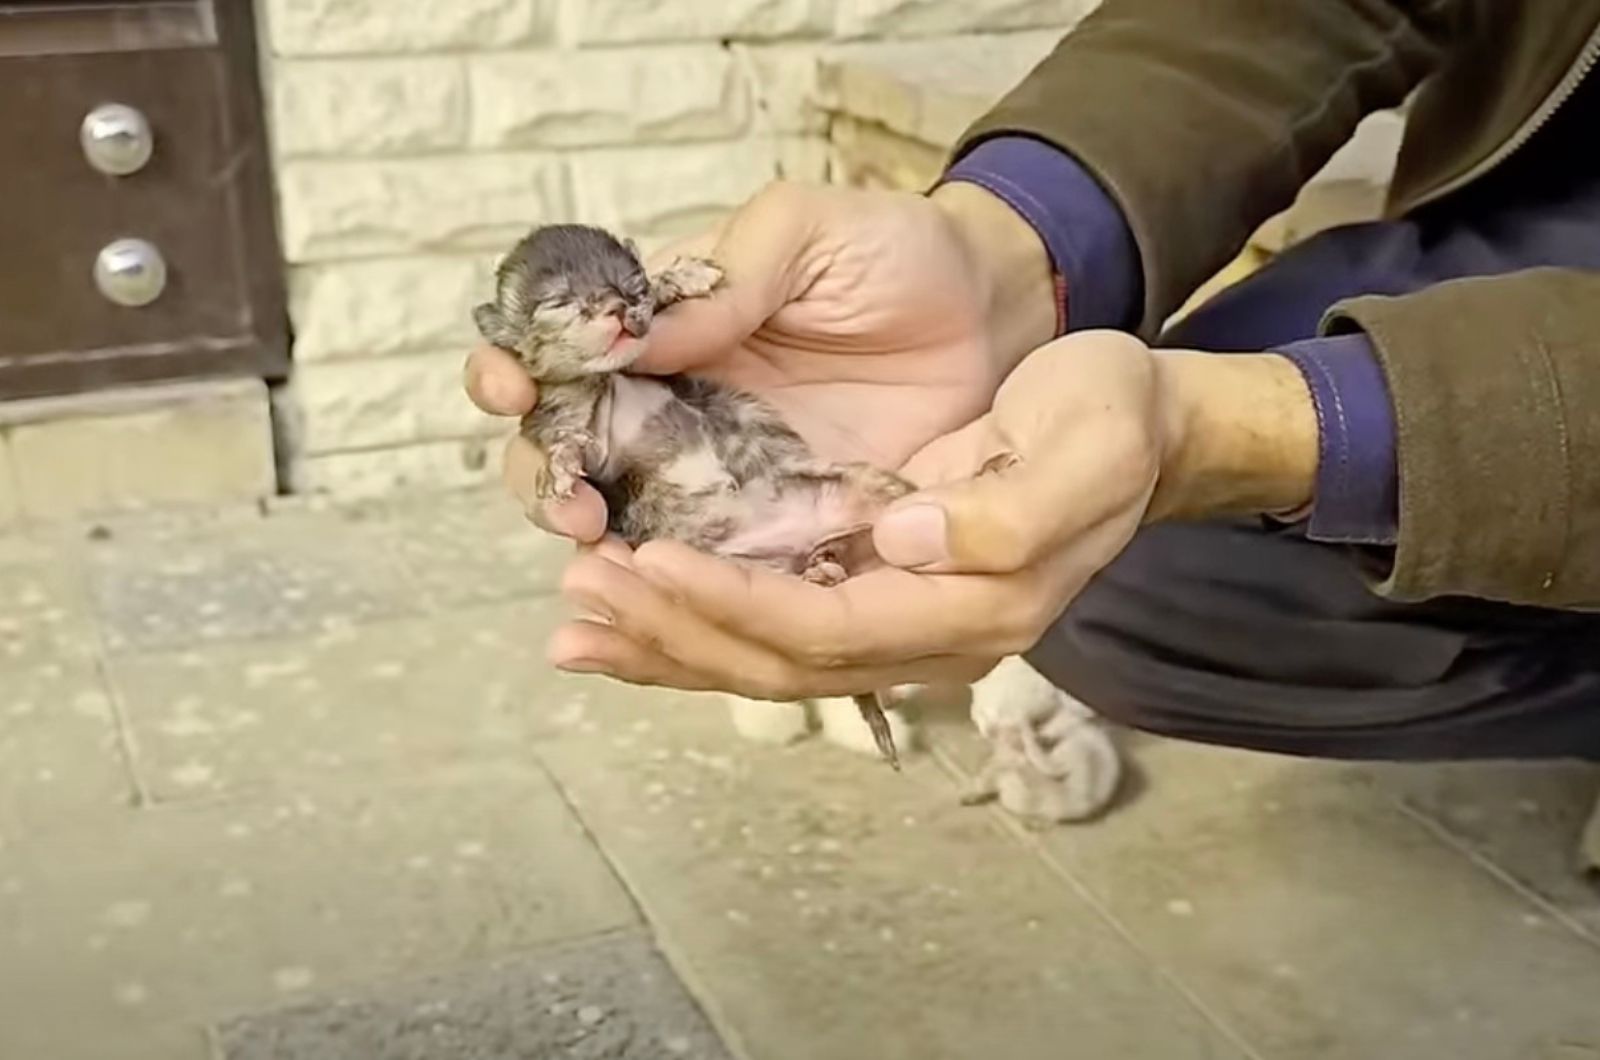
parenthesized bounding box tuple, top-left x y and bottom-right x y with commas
(1278, 333, 1399, 546)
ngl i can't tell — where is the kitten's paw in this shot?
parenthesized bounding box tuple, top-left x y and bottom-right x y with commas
(651, 257, 723, 309)
(656, 256, 723, 300)
(538, 430, 594, 500)
(800, 554, 848, 588)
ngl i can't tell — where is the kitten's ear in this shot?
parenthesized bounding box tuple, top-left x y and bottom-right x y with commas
(622, 237, 643, 263)
(473, 302, 518, 348)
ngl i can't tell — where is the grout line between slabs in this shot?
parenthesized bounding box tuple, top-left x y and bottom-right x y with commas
(1378, 788, 1600, 953)
(530, 754, 754, 1060)
(925, 738, 1268, 1060)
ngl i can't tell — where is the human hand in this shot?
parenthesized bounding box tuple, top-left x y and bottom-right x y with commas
(546, 332, 1318, 699)
(462, 180, 1056, 541)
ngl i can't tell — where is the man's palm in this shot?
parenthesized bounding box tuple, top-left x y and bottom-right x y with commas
(639, 184, 1000, 470)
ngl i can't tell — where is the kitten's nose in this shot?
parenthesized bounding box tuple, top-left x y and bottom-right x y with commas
(620, 305, 652, 337)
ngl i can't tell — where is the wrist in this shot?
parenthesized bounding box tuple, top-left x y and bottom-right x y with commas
(1148, 351, 1319, 522)
(929, 181, 1057, 373)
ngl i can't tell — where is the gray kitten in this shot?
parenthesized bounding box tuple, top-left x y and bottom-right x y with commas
(474, 224, 911, 765)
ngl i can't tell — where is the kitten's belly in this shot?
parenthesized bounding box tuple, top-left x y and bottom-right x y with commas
(713, 478, 887, 574)
(594, 375, 894, 576)
(591, 374, 674, 478)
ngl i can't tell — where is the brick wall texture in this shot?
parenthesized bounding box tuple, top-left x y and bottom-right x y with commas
(261, 0, 1099, 496)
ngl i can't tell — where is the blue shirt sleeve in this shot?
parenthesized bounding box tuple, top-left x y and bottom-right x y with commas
(940, 136, 1142, 333)
(1276, 333, 1399, 546)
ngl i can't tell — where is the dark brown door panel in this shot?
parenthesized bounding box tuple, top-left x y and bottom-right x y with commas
(0, 0, 287, 399)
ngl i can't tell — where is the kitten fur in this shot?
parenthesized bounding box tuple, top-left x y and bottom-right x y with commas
(475, 224, 911, 762)
(961, 656, 1121, 825)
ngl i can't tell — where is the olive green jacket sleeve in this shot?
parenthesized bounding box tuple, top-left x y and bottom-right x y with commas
(956, 0, 1600, 608)
(1330, 272, 1600, 607)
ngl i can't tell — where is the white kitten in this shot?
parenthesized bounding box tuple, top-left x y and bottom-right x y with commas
(960, 656, 1121, 825)
(723, 656, 1121, 826)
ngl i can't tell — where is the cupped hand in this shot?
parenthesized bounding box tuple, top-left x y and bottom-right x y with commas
(463, 179, 1055, 541)
(546, 332, 1171, 699)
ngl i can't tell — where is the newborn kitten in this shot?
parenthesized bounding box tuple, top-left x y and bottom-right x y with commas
(474, 224, 911, 765)
(961, 657, 1121, 825)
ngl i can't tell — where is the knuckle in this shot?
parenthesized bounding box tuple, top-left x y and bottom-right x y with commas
(557, 552, 607, 601)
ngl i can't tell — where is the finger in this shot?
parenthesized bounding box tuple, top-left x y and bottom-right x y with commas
(548, 620, 718, 690)
(560, 549, 794, 692)
(502, 435, 608, 542)
(582, 534, 635, 568)
(464, 345, 537, 415)
(550, 616, 994, 699)
(631, 539, 1053, 665)
(634, 182, 818, 375)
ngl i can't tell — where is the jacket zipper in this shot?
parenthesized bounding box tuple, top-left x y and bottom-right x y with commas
(1406, 21, 1600, 211)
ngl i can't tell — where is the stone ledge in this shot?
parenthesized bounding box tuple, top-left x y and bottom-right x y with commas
(0, 379, 277, 521)
(820, 33, 1060, 147)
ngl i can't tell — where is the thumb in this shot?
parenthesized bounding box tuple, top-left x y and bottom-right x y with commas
(876, 425, 1141, 574)
(873, 459, 1052, 574)
(634, 183, 816, 374)
(879, 414, 1052, 574)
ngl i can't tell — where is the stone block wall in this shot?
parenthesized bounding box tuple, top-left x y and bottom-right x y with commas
(259, 0, 1099, 497)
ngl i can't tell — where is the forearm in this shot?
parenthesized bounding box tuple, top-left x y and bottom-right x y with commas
(930, 179, 1394, 545)
(1148, 351, 1320, 523)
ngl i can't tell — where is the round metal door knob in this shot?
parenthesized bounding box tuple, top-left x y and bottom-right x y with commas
(94, 238, 167, 307)
(80, 103, 154, 176)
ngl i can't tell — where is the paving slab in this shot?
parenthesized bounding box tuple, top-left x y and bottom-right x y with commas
(367, 488, 568, 611)
(1356, 759, 1600, 937)
(0, 659, 133, 833)
(107, 600, 566, 802)
(930, 724, 1600, 1060)
(0, 765, 637, 1058)
(218, 931, 732, 1060)
(84, 506, 415, 653)
(535, 676, 1246, 1060)
(0, 538, 100, 667)
(0, 1020, 214, 1060)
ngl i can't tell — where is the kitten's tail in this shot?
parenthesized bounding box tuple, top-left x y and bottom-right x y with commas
(853, 692, 901, 770)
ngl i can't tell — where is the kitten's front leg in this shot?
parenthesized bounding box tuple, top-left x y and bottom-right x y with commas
(522, 387, 601, 502)
(650, 256, 723, 310)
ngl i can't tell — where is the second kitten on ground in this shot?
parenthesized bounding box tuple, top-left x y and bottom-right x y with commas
(726, 656, 1123, 826)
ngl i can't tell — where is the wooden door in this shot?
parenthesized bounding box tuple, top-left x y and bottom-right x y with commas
(0, 0, 287, 399)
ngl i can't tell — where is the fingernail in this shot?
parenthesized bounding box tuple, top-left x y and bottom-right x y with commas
(875, 504, 948, 569)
